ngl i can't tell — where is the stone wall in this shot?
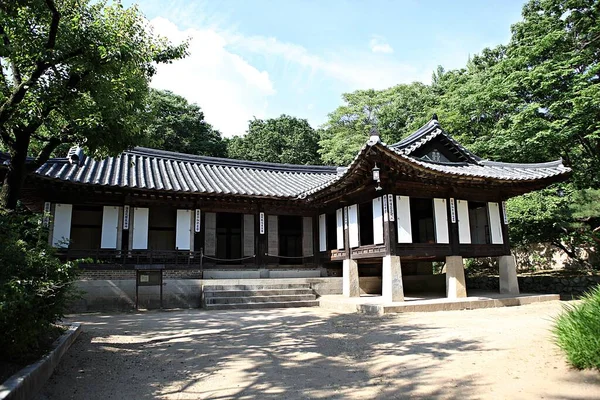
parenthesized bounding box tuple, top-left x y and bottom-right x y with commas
(69, 276, 345, 312)
(78, 269, 136, 280)
(467, 275, 600, 298)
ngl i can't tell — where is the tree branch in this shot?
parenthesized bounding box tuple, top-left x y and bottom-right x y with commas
(27, 135, 64, 171)
(44, 0, 60, 50)
(0, 61, 49, 126)
(591, 226, 600, 246)
(0, 47, 83, 127)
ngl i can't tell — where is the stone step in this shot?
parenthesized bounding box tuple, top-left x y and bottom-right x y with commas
(204, 300, 320, 310)
(205, 294, 317, 305)
(203, 283, 310, 291)
(204, 289, 314, 298)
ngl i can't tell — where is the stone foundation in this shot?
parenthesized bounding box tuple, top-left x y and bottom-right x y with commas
(69, 277, 345, 312)
(467, 274, 600, 298)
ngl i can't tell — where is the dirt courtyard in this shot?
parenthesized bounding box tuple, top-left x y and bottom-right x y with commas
(38, 301, 599, 399)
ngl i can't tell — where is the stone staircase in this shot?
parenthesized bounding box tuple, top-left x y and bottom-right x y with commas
(202, 283, 319, 310)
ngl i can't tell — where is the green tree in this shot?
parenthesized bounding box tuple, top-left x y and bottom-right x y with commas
(436, 0, 600, 187)
(227, 115, 321, 165)
(143, 89, 227, 157)
(433, 0, 600, 264)
(319, 83, 437, 165)
(0, 0, 187, 209)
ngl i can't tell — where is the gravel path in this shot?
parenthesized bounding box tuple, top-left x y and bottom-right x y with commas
(38, 301, 599, 399)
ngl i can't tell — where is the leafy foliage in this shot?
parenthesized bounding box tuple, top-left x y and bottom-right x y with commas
(0, 209, 77, 361)
(142, 89, 227, 157)
(317, 0, 600, 265)
(434, 0, 600, 188)
(228, 115, 322, 165)
(554, 284, 600, 370)
(0, 0, 187, 209)
(319, 83, 436, 165)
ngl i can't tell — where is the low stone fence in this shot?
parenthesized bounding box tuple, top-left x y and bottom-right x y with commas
(69, 277, 346, 312)
(467, 274, 600, 299)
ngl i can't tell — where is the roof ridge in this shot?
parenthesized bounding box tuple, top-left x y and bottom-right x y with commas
(125, 147, 338, 174)
(480, 159, 565, 169)
(390, 118, 483, 164)
(389, 119, 439, 149)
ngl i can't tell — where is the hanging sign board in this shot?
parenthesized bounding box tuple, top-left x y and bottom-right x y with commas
(450, 198, 457, 223)
(387, 195, 395, 221)
(382, 196, 388, 222)
(195, 209, 201, 232)
(344, 207, 348, 229)
(123, 205, 130, 230)
(259, 212, 265, 234)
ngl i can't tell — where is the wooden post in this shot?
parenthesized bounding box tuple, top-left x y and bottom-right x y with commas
(499, 200, 511, 255)
(256, 209, 267, 268)
(343, 206, 350, 260)
(312, 213, 319, 269)
(383, 194, 396, 256)
(448, 197, 460, 255)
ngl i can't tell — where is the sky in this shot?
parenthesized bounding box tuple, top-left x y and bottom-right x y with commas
(122, 0, 527, 137)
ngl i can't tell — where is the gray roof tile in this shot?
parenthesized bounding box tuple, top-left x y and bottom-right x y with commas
(25, 119, 571, 200)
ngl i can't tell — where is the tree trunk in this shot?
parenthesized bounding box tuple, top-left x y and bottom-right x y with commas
(0, 137, 30, 210)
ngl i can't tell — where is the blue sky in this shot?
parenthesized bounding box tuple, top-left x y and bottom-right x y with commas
(122, 0, 526, 137)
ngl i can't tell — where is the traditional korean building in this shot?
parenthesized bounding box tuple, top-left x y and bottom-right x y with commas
(8, 116, 570, 302)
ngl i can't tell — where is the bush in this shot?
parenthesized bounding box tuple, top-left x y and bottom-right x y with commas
(0, 209, 77, 362)
(553, 285, 600, 370)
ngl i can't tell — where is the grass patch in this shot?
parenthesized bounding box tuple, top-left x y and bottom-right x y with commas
(553, 285, 600, 370)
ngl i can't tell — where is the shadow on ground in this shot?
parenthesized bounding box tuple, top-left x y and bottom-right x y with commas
(40, 309, 490, 399)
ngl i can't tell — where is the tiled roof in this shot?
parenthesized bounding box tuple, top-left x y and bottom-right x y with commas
(33, 147, 338, 199)
(16, 118, 570, 200)
(389, 150, 569, 180)
(390, 118, 482, 162)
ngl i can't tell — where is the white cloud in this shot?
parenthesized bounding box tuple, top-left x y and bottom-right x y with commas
(369, 37, 394, 54)
(229, 34, 427, 91)
(148, 15, 433, 137)
(149, 17, 275, 137)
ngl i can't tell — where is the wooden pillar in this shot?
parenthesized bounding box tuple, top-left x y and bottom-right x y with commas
(342, 206, 359, 297)
(499, 200, 511, 255)
(312, 213, 320, 270)
(382, 194, 403, 302)
(383, 194, 397, 256)
(448, 197, 460, 255)
(255, 210, 266, 268)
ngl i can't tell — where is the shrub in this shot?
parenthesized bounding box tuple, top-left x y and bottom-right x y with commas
(553, 284, 600, 370)
(0, 209, 77, 361)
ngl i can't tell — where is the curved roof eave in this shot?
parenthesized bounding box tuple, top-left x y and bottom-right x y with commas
(298, 141, 571, 200)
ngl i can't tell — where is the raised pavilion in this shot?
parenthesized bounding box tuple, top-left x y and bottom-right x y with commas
(7, 116, 571, 302)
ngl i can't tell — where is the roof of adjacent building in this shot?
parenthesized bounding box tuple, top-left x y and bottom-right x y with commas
(33, 147, 339, 199)
(16, 117, 570, 200)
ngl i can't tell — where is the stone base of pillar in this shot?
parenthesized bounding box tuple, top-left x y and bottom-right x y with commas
(382, 255, 404, 302)
(342, 259, 360, 297)
(446, 255, 467, 299)
(499, 254, 520, 295)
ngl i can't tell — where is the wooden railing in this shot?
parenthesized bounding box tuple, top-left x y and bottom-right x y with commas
(57, 249, 203, 266)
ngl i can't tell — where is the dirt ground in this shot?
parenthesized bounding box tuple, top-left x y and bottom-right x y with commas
(38, 301, 599, 399)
